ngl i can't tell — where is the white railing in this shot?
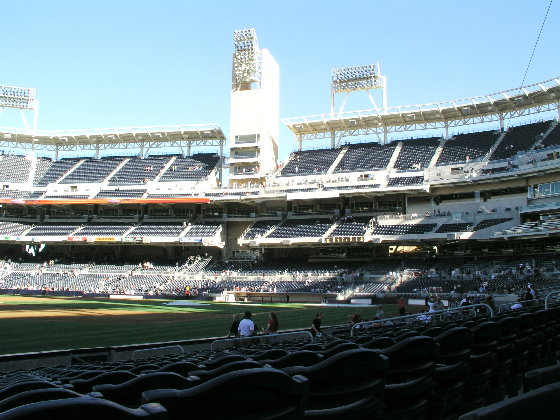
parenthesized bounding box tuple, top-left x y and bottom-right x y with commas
(350, 303, 494, 336)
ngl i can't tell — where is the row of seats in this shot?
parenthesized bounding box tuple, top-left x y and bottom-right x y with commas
(59, 158, 125, 184)
(95, 190, 147, 198)
(387, 176, 424, 186)
(3, 303, 560, 419)
(436, 130, 499, 166)
(108, 156, 171, 185)
(159, 154, 220, 182)
(490, 121, 552, 161)
(267, 219, 333, 238)
(335, 143, 396, 172)
(373, 223, 437, 235)
(280, 148, 341, 176)
(393, 137, 440, 170)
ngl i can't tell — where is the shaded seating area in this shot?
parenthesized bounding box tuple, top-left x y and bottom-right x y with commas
(436, 223, 472, 233)
(108, 156, 172, 185)
(158, 154, 220, 182)
(267, 219, 333, 238)
(387, 176, 424, 187)
(280, 148, 341, 176)
(241, 220, 280, 239)
(489, 120, 552, 161)
(436, 131, 499, 166)
(329, 216, 373, 236)
(373, 223, 436, 235)
(393, 137, 440, 170)
(95, 189, 147, 198)
(141, 368, 309, 420)
(334, 143, 396, 172)
(59, 157, 125, 184)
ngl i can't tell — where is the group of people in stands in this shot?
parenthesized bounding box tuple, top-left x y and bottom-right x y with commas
(226, 311, 279, 338)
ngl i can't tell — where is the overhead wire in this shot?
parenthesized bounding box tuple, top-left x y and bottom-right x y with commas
(520, 0, 553, 87)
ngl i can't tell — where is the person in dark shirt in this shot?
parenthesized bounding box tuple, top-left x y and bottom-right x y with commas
(227, 314, 240, 338)
(311, 312, 323, 337)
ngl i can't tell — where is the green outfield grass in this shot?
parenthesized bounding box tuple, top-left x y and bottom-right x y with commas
(0, 295, 400, 355)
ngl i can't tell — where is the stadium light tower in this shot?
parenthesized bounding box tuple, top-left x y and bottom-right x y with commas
(331, 63, 387, 116)
(0, 84, 39, 130)
(232, 28, 262, 91)
(229, 29, 279, 190)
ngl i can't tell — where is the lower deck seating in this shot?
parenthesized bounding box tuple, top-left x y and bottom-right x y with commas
(3, 302, 558, 419)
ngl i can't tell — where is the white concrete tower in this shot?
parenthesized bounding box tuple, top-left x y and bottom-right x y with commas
(229, 28, 279, 188)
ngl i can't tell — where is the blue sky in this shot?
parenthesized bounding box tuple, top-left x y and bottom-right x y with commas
(1, 0, 559, 160)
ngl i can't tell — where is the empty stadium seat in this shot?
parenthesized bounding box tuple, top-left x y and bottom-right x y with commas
(282, 348, 388, 418)
(141, 368, 309, 420)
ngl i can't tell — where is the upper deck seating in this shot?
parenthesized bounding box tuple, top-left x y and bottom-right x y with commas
(159, 154, 220, 182)
(393, 137, 440, 170)
(0, 155, 31, 183)
(490, 121, 552, 161)
(334, 143, 396, 172)
(34, 159, 81, 186)
(280, 148, 341, 176)
(437, 130, 499, 165)
(540, 123, 560, 148)
(59, 157, 125, 184)
(108, 156, 171, 185)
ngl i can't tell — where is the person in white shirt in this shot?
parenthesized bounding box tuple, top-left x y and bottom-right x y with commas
(238, 311, 255, 337)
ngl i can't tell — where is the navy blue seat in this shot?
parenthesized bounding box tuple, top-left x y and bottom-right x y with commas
(0, 396, 167, 420)
(142, 368, 308, 420)
(282, 348, 388, 418)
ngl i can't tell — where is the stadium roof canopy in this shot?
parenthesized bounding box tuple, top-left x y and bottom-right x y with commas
(0, 124, 226, 153)
(283, 77, 560, 144)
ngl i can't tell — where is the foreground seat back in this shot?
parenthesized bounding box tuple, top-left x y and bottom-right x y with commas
(142, 367, 308, 420)
(0, 396, 168, 420)
(282, 348, 388, 417)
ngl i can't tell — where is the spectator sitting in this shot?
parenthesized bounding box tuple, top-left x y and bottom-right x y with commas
(311, 312, 323, 337)
(263, 312, 279, 335)
(238, 311, 256, 337)
(227, 314, 240, 338)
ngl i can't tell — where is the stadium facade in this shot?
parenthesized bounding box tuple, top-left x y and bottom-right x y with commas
(0, 29, 558, 284)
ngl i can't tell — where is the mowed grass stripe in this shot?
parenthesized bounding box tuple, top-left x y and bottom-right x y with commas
(0, 295, 398, 355)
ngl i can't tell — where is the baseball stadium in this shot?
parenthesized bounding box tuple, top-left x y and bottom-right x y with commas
(0, 2, 560, 418)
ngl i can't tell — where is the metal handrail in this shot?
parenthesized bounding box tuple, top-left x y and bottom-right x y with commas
(211, 330, 314, 350)
(544, 289, 560, 309)
(132, 344, 184, 360)
(350, 303, 494, 336)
